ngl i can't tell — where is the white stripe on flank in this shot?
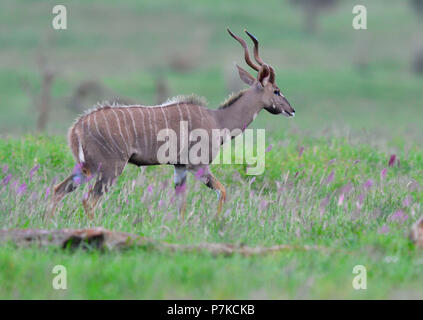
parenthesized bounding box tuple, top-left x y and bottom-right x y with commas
(146, 108, 154, 154)
(78, 140, 85, 163)
(87, 114, 113, 155)
(127, 108, 138, 141)
(176, 104, 183, 124)
(136, 108, 148, 150)
(160, 107, 169, 129)
(102, 111, 125, 155)
(93, 112, 114, 154)
(183, 104, 192, 127)
(198, 106, 204, 127)
(126, 108, 140, 151)
(118, 108, 132, 152)
(111, 109, 130, 154)
(151, 108, 158, 151)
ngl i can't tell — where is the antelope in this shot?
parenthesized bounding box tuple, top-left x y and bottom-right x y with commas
(49, 29, 295, 219)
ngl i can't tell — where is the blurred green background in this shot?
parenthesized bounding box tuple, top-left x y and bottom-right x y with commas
(1, 0, 423, 299)
(1, 0, 422, 142)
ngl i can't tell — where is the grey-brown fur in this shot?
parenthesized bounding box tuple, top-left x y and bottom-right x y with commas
(69, 97, 217, 169)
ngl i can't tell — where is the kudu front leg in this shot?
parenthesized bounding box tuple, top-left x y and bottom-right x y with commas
(206, 174, 226, 217)
(174, 165, 187, 220)
(192, 166, 227, 217)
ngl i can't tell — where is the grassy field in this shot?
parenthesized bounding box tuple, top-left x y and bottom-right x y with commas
(0, 0, 423, 299)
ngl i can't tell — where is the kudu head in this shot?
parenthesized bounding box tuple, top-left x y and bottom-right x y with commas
(227, 29, 295, 117)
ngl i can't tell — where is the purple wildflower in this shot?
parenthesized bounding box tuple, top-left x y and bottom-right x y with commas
(378, 225, 390, 234)
(29, 164, 40, 178)
(249, 177, 256, 186)
(402, 196, 411, 208)
(364, 179, 373, 190)
(175, 183, 186, 195)
(260, 200, 268, 211)
(195, 167, 205, 180)
(380, 168, 387, 180)
(16, 183, 27, 196)
(2, 164, 8, 174)
(356, 193, 365, 210)
(320, 195, 330, 216)
(265, 144, 273, 153)
(44, 186, 51, 200)
(73, 176, 82, 185)
(388, 154, 396, 167)
(298, 146, 305, 158)
(73, 163, 83, 174)
(147, 184, 153, 193)
(158, 199, 165, 208)
(85, 173, 94, 182)
(342, 183, 353, 195)
(390, 210, 408, 223)
(325, 170, 335, 184)
(2, 174, 12, 186)
(337, 193, 345, 206)
(328, 159, 336, 165)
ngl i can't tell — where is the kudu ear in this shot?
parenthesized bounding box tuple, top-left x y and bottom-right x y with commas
(257, 65, 271, 87)
(236, 64, 255, 86)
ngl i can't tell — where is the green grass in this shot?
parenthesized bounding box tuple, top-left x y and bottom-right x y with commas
(0, 0, 423, 299)
(0, 134, 422, 299)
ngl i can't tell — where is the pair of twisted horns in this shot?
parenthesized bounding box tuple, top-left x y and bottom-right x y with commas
(227, 28, 275, 83)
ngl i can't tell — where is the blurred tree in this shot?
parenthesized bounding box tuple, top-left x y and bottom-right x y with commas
(290, 0, 339, 33)
(21, 55, 56, 132)
(411, 0, 423, 17)
(410, 0, 423, 74)
(67, 80, 136, 113)
(155, 76, 170, 105)
(413, 50, 423, 74)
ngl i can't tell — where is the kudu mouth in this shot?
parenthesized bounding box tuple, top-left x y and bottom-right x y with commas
(281, 96, 295, 118)
(282, 109, 295, 118)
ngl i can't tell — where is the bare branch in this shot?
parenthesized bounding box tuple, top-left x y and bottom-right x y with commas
(0, 228, 330, 255)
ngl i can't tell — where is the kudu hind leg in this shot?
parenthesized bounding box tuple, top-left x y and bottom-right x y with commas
(47, 174, 79, 218)
(174, 165, 187, 220)
(82, 164, 124, 219)
(206, 174, 227, 217)
(191, 166, 227, 217)
(82, 181, 103, 220)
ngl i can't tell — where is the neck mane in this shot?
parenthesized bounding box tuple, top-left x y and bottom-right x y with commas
(218, 89, 248, 110)
(212, 88, 263, 132)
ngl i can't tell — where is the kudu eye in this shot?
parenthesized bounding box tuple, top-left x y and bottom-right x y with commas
(273, 90, 280, 95)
